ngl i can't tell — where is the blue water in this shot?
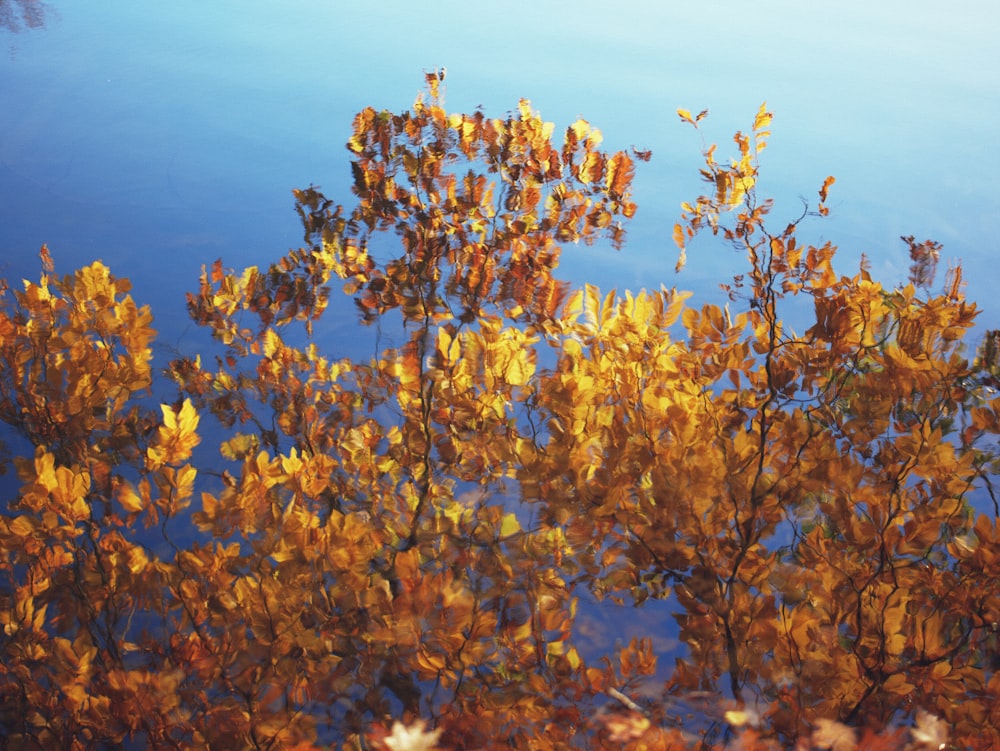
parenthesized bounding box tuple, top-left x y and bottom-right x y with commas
(3, 1, 998, 341)
(2, 0, 999, 712)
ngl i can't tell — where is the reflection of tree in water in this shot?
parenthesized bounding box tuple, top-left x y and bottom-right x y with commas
(0, 0, 49, 33)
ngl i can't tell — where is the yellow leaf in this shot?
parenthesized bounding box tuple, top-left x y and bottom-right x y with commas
(882, 673, 916, 696)
(499, 512, 520, 538)
(178, 398, 199, 432)
(512, 619, 533, 642)
(753, 101, 772, 131)
(126, 545, 149, 574)
(151, 399, 201, 467)
(675, 245, 687, 273)
(34, 449, 57, 492)
(117, 481, 145, 513)
(263, 328, 281, 358)
(8, 515, 35, 538)
(436, 326, 457, 365)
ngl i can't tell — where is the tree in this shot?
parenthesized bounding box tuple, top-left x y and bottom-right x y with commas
(1, 72, 998, 750)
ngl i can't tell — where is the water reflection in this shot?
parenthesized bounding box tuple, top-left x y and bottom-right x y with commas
(0, 0, 49, 33)
(0, 0, 993, 748)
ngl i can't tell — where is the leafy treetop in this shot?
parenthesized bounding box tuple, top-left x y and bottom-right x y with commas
(1, 73, 999, 750)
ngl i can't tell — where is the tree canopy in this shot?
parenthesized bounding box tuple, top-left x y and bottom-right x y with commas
(2, 72, 999, 750)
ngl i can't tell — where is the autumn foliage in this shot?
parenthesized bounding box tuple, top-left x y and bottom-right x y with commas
(2, 72, 1000, 750)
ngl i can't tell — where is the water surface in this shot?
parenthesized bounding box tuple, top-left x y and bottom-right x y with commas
(2, 1, 997, 339)
(1, 0, 998, 702)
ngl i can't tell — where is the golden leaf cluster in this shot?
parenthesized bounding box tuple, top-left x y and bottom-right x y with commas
(0, 75, 998, 750)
